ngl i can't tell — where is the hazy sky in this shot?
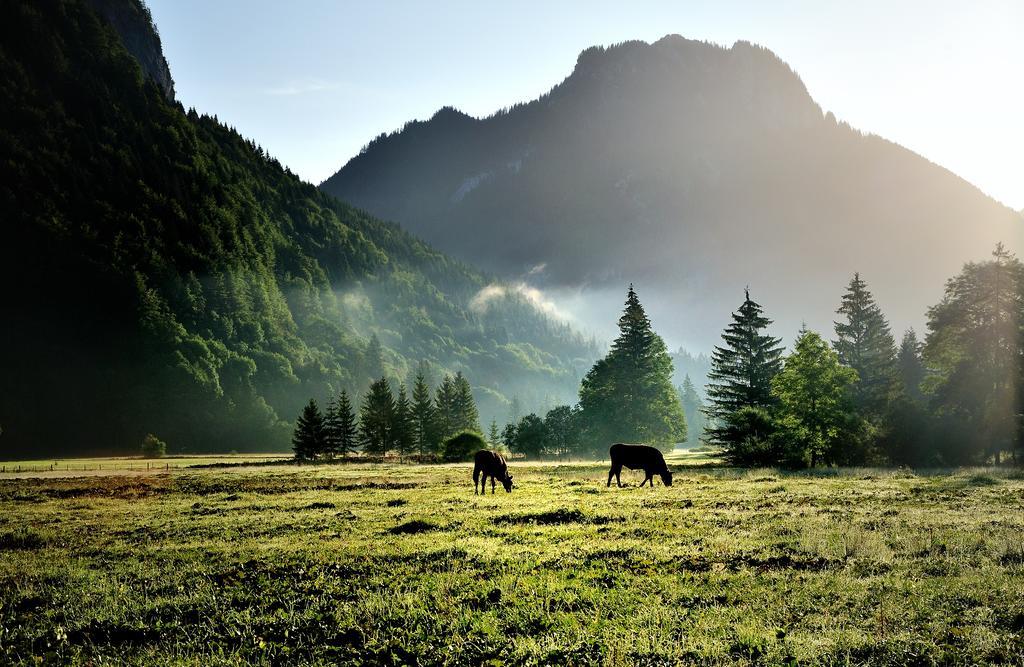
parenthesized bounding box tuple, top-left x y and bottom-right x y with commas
(149, 1, 1022, 211)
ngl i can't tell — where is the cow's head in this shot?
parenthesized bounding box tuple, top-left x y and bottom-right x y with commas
(501, 474, 514, 493)
(660, 470, 673, 487)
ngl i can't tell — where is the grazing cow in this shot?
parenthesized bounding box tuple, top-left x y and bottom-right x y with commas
(607, 443, 673, 488)
(473, 450, 514, 494)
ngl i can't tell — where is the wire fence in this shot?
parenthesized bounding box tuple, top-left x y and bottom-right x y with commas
(0, 462, 186, 474)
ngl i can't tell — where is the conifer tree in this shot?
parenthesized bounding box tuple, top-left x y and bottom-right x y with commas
(292, 399, 327, 461)
(324, 397, 341, 459)
(882, 329, 931, 466)
(578, 285, 686, 453)
(488, 419, 500, 447)
(408, 360, 436, 396)
(678, 375, 707, 446)
(392, 383, 415, 460)
(434, 374, 457, 441)
(897, 329, 926, 404)
(329, 389, 358, 458)
(452, 371, 481, 434)
(833, 273, 898, 420)
(359, 377, 395, 456)
(705, 289, 784, 447)
(411, 369, 437, 456)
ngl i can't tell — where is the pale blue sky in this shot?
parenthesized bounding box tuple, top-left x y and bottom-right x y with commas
(148, 0, 1023, 210)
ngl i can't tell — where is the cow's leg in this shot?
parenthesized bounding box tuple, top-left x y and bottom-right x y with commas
(607, 464, 616, 487)
(616, 467, 624, 488)
(491, 476, 496, 494)
(641, 473, 651, 487)
(474, 464, 480, 494)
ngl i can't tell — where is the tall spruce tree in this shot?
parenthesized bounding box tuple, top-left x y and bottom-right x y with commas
(411, 369, 437, 456)
(292, 399, 327, 461)
(434, 374, 457, 441)
(330, 390, 358, 458)
(897, 329, 926, 404)
(323, 397, 341, 459)
(705, 289, 784, 448)
(452, 372, 481, 434)
(392, 383, 415, 460)
(578, 285, 686, 453)
(488, 419, 501, 447)
(882, 329, 931, 466)
(359, 377, 395, 456)
(833, 273, 898, 420)
(678, 375, 707, 446)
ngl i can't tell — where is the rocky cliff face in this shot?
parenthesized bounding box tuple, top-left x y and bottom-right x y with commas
(86, 0, 175, 100)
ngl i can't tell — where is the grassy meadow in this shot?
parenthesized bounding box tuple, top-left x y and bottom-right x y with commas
(2, 460, 1024, 665)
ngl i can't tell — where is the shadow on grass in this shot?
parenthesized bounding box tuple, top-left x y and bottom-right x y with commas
(494, 508, 621, 526)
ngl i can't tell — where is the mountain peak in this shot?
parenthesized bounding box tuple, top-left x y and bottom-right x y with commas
(429, 105, 476, 124)
(322, 34, 1020, 350)
(561, 34, 817, 121)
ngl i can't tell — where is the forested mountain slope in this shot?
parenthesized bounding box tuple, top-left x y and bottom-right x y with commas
(322, 36, 1023, 347)
(0, 0, 597, 457)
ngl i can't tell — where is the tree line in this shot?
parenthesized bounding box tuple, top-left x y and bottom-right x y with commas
(705, 244, 1023, 467)
(292, 370, 482, 461)
(293, 245, 1024, 468)
(293, 285, 686, 462)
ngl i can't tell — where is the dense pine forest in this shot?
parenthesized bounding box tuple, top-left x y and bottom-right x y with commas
(0, 0, 598, 457)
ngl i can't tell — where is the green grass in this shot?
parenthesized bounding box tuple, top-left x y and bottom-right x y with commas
(1, 462, 1023, 665)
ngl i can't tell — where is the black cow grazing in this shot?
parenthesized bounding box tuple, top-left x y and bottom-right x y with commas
(473, 450, 514, 494)
(607, 443, 673, 488)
